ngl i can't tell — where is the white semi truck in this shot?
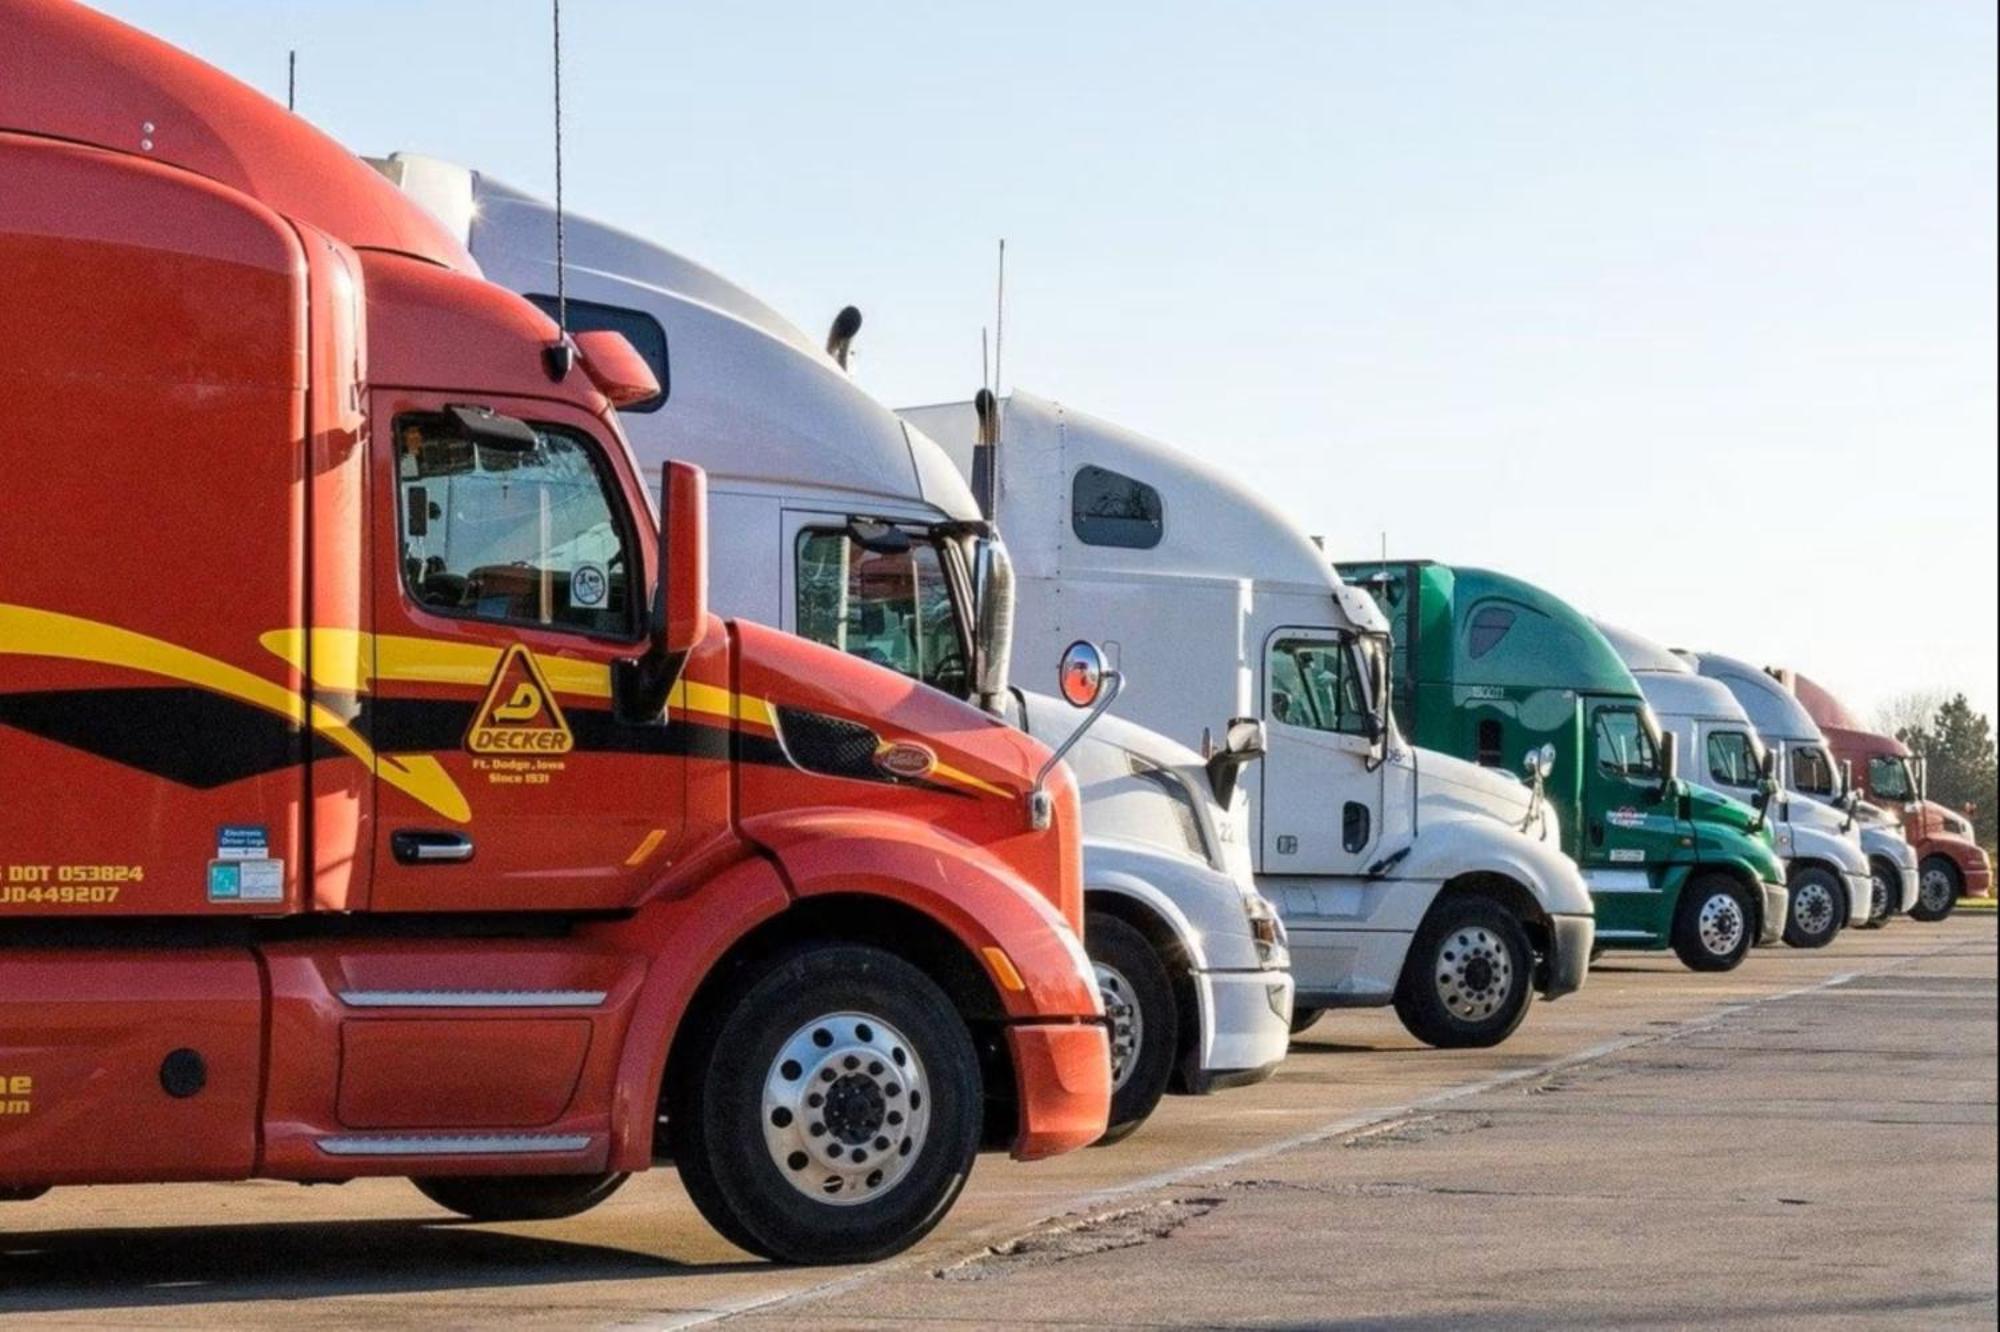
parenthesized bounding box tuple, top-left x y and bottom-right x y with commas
(377, 155, 1292, 1140)
(899, 392, 1595, 1048)
(1594, 622, 1873, 947)
(1684, 652, 1920, 926)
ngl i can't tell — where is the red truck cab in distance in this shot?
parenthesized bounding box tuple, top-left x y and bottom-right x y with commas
(0, 0, 1107, 1264)
(1777, 669, 1993, 917)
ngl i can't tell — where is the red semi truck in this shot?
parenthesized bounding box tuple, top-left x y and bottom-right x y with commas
(1777, 669, 1992, 919)
(0, 0, 1108, 1264)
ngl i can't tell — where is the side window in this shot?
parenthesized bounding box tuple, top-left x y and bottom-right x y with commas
(1594, 707, 1660, 778)
(1071, 465, 1163, 549)
(1792, 746, 1835, 796)
(524, 295, 669, 412)
(396, 415, 634, 637)
(1868, 756, 1911, 800)
(1465, 604, 1516, 659)
(1706, 730, 1758, 788)
(795, 529, 968, 695)
(1476, 718, 1504, 767)
(1269, 636, 1370, 736)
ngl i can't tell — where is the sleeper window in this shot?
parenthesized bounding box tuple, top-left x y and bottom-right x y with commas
(396, 416, 633, 637)
(1071, 465, 1163, 549)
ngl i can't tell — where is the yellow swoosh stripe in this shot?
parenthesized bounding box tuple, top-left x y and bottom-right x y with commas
(3, 605, 469, 823)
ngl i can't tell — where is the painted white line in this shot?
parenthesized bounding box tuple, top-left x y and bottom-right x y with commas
(653, 941, 1975, 1329)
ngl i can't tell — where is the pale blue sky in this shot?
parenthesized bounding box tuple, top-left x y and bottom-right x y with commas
(101, 1, 1999, 720)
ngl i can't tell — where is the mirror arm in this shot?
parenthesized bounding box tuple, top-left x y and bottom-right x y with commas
(1027, 672, 1123, 830)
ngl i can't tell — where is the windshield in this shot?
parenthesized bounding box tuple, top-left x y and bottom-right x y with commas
(795, 527, 971, 696)
(1869, 754, 1914, 802)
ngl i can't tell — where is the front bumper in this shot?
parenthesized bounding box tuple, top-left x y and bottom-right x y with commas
(1182, 967, 1293, 1093)
(1542, 913, 1594, 999)
(1758, 881, 1790, 946)
(1006, 1021, 1111, 1160)
(1843, 870, 1874, 928)
(1964, 852, 1993, 900)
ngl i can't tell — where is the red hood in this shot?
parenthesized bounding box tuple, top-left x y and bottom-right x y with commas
(727, 621, 1082, 933)
(0, 0, 473, 272)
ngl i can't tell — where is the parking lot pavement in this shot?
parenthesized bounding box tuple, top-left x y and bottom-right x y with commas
(2, 918, 1992, 1329)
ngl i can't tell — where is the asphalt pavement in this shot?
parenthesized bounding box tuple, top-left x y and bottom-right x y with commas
(2, 915, 1993, 1329)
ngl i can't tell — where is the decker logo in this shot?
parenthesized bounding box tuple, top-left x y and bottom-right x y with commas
(466, 645, 574, 755)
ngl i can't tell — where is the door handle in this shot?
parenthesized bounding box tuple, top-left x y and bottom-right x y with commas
(391, 831, 474, 865)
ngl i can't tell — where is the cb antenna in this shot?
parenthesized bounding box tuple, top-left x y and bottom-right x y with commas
(286, 50, 296, 112)
(992, 238, 1007, 399)
(543, 0, 574, 380)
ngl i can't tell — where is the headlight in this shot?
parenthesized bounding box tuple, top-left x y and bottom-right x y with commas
(1243, 891, 1288, 969)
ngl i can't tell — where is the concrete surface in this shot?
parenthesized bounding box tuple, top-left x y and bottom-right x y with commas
(1, 917, 1992, 1329)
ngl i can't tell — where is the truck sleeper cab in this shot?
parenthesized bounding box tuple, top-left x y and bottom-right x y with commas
(901, 394, 1596, 1050)
(1781, 669, 1991, 920)
(374, 158, 1295, 1140)
(0, 3, 1106, 1266)
(1597, 623, 1871, 948)
(1336, 562, 1787, 973)
(1687, 652, 1920, 928)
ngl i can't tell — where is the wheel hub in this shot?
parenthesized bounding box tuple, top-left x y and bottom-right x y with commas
(1794, 881, 1835, 936)
(762, 1011, 930, 1206)
(1434, 926, 1515, 1022)
(1698, 892, 1745, 956)
(1094, 962, 1144, 1093)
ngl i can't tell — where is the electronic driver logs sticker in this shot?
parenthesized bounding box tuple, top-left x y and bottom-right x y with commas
(466, 645, 574, 756)
(570, 563, 608, 609)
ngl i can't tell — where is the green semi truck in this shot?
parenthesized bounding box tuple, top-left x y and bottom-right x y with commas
(1336, 562, 1787, 972)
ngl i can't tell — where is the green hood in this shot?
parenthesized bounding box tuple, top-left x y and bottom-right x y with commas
(1687, 783, 1785, 883)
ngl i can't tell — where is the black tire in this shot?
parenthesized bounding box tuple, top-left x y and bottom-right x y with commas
(670, 943, 982, 1265)
(1671, 873, 1755, 972)
(1085, 911, 1177, 1147)
(1392, 896, 1534, 1049)
(1288, 1006, 1326, 1038)
(411, 1172, 628, 1222)
(1911, 856, 1962, 922)
(1782, 866, 1844, 949)
(1861, 858, 1896, 929)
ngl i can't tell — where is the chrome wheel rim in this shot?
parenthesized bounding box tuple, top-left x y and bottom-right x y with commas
(1434, 925, 1516, 1022)
(761, 1011, 930, 1207)
(1793, 881, 1836, 937)
(1920, 868, 1954, 914)
(1698, 892, 1746, 956)
(1094, 962, 1143, 1093)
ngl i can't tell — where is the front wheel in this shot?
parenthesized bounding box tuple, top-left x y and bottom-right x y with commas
(1085, 911, 1177, 1147)
(412, 1172, 628, 1222)
(670, 943, 982, 1265)
(1862, 860, 1895, 929)
(1671, 874, 1755, 972)
(1911, 857, 1961, 922)
(1393, 897, 1534, 1049)
(1782, 867, 1843, 949)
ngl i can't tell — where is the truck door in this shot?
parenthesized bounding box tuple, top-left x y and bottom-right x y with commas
(1579, 696, 1680, 938)
(1257, 628, 1388, 878)
(365, 395, 685, 913)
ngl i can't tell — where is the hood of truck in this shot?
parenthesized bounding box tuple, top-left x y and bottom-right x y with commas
(729, 620, 1081, 932)
(1413, 746, 1553, 840)
(1687, 784, 1786, 882)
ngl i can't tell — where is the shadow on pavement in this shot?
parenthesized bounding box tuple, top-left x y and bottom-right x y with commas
(0, 1215, 761, 1313)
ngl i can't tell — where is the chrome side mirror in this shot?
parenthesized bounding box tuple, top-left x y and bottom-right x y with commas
(1029, 642, 1125, 830)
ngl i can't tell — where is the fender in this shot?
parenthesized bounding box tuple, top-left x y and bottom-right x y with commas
(742, 808, 1101, 1022)
(1394, 811, 1595, 918)
(583, 853, 791, 1172)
